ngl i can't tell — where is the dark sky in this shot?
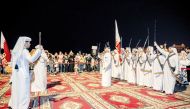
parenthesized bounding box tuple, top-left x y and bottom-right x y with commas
(1, 0, 190, 53)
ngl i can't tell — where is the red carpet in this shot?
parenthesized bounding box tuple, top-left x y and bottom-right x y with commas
(0, 75, 10, 109)
(100, 91, 151, 108)
(0, 72, 190, 109)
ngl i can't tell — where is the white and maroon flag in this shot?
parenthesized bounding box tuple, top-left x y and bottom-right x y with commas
(115, 20, 122, 63)
(1, 31, 11, 62)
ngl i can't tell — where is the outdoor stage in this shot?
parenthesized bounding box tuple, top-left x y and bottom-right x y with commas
(0, 72, 190, 109)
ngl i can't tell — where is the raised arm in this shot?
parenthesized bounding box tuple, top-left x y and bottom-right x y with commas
(154, 42, 168, 56)
(180, 59, 190, 66)
(23, 49, 42, 63)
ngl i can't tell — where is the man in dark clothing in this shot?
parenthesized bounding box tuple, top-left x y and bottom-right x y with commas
(68, 54, 74, 72)
(86, 54, 92, 72)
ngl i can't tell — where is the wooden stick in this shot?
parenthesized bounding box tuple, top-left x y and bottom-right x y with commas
(136, 39, 141, 48)
(129, 37, 132, 47)
(39, 32, 41, 45)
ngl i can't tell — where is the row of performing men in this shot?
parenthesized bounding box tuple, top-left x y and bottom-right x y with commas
(100, 41, 190, 95)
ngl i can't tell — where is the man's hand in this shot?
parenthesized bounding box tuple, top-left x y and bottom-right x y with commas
(164, 43, 167, 47)
(154, 41, 157, 46)
(35, 45, 43, 50)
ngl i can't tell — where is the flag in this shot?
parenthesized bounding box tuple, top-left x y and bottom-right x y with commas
(115, 20, 122, 63)
(1, 31, 11, 62)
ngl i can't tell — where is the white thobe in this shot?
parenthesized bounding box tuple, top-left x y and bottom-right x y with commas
(163, 55, 178, 94)
(112, 53, 120, 78)
(153, 54, 165, 91)
(111, 56, 115, 77)
(125, 54, 136, 83)
(155, 45, 179, 94)
(9, 49, 41, 109)
(120, 53, 125, 80)
(100, 60, 103, 74)
(31, 50, 49, 92)
(143, 54, 154, 87)
(101, 52, 112, 87)
(131, 55, 138, 84)
(137, 54, 146, 86)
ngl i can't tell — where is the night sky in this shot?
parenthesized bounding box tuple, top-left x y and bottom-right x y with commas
(1, 0, 190, 53)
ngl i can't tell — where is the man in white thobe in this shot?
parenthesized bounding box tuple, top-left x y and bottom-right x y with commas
(143, 46, 154, 87)
(8, 37, 42, 109)
(152, 51, 165, 91)
(131, 48, 138, 84)
(112, 49, 120, 79)
(124, 47, 134, 83)
(101, 47, 112, 87)
(137, 47, 146, 86)
(120, 48, 125, 80)
(31, 45, 49, 94)
(98, 53, 104, 74)
(154, 42, 179, 94)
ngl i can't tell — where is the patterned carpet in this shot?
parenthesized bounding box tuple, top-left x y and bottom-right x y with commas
(0, 72, 190, 109)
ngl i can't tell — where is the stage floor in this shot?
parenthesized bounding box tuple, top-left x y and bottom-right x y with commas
(0, 72, 190, 109)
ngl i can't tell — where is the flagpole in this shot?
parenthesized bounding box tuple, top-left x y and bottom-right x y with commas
(98, 42, 101, 53)
(136, 39, 141, 48)
(39, 32, 41, 46)
(143, 27, 149, 49)
(129, 37, 132, 47)
(154, 18, 158, 54)
(154, 19, 157, 42)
